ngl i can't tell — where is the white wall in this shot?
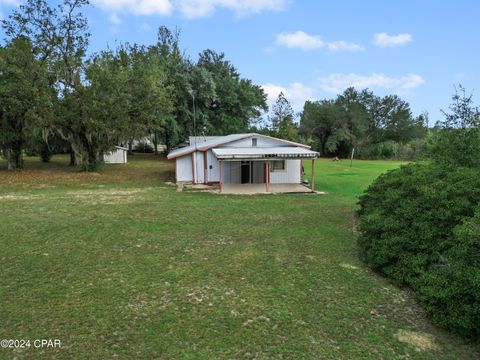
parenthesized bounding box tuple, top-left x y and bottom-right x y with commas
(194, 151, 204, 183)
(176, 154, 192, 182)
(176, 152, 302, 184)
(269, 160, 301, 184)
(103, 149, 127, 164)
(176, 150, 218, 183)
(204, 158, 301, 184)
(206, 149, 219, 182)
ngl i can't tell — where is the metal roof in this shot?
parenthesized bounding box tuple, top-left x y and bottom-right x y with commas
(212, 147, 319, 160)
(167, 134, 252, 159)
(188, 136, 222, 144)
(167, 133, 312, 159)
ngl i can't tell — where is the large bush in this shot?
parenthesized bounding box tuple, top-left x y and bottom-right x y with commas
(357, 163, 480, 338)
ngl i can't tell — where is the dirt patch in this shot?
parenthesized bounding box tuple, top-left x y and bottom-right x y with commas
(340, 263, 360, 270)
(395, 329, 440, 352)
(0, 194, 41, 201)
(65, 188, 147, 204)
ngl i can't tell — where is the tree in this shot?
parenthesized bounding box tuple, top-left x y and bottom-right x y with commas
(154, 26, 188, 152)
(431, 85, 480, 168)
(3, 0, 94, 169)
(299, 88, 368, 157)
(196, 50, 267, 135)
(0, 37, 51, 169)
(66, 45, 173, 168)
(299, 87, 426, 158)
(127, 44, 174, 151)
(299, 100, 336, 155)
(269, 92, 298, 141)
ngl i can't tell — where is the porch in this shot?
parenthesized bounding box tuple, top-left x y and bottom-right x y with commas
(216, 158, 317, 194)
(221, 183, 312, 195)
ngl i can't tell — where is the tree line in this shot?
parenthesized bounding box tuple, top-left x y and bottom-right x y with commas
(0, 0, 461, 172)
(0, 0, 267, 171)
(261, 87, 428, 160)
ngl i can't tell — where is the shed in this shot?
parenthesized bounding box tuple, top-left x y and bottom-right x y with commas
(103, 146, 128, 164)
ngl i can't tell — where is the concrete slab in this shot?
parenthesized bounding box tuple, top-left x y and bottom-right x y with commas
(221, 183, 312, 195)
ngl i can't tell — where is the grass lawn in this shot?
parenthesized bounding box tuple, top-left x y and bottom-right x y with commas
(0, 155, 478, 359)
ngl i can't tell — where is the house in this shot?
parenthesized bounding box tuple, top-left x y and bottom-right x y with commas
(167, 133, 319, 193)
(103, 146, 128, 164)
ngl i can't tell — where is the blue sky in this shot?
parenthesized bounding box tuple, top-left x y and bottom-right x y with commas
(1, 0, 479, 123)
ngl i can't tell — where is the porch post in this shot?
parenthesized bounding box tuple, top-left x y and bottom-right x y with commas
(174, 159, 177, 183)
(191, 152, 195, 184)
(311, 159, 315, 193)
(266, 160, 270, 192)
(300, 159, 303, 180)
(219, 160, 222, 193)
(203, 151, 208, 184)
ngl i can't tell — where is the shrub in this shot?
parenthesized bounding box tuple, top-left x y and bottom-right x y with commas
(417, 207, 480, 338)
(357, 163, 480, 338)
(356, 139, 426, 161)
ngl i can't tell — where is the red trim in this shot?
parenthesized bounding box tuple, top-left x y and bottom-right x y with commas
(191, 153, 195, 184)
(174, 159, 177, 182)
(203, 151, 208, 184)
(266, 161, 270, 192)
(219, 160, 222, 193)
(311, 159, 315, 193)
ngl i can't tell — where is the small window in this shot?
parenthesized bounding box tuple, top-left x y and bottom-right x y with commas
(252, 138, 257, 147)
(270, 160, 285, 171)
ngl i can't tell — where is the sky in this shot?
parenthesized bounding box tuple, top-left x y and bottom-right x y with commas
(1, 0, 479, 124)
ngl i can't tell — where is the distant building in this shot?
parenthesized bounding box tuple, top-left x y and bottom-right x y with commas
(103, 146, 128, 164)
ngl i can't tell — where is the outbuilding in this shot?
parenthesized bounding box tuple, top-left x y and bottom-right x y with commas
(167, 133, 319, 194)
(103, 146, 128, 164)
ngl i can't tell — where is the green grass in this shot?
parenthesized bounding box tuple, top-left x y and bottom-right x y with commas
(0, 155, 478, 359)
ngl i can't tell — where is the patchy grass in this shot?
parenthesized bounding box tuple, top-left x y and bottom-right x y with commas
(0, 155, 478, 359)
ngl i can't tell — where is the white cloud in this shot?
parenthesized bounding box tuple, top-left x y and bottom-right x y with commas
(93, 0, 285, 18)
(178, 0, 286, 18)
(275, 31, 324, 51)
(108, 12, 122, 24)
(373, 32, 412, 48)
(262, 82, 314, 112)
(93, 0, 173, 16)
(327, 40, 363, 52)
(276, 31, 362, 52)
(319, 73, 425, 94)
(0, 0, 19, 5)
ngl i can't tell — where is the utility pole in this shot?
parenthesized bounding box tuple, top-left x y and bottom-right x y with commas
(189, 89, 197, 184)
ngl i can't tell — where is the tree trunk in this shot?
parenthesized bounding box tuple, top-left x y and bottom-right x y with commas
(4, 146, 23, 170)
(86, 149, 98, 171)
(69, 148, 77, 166)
